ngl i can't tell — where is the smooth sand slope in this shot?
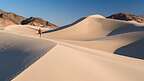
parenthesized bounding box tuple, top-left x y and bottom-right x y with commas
(4, 25, 50, 36)
(0, 30, 56, 81)
(43, 15, 144, 40)
(13, 42, 144, 81)
(60, 32, 144, 52)
(0, 28, 144, 81)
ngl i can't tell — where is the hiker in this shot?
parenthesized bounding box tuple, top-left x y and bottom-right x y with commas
(38, 28, 42, 37)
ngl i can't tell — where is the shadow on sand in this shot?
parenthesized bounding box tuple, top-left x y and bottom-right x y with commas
(0, 33, 56, 81)
(114, 38, 144, 60)
(108, 24, 144, 36)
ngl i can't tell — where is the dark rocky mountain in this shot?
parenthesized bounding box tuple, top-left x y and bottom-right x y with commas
(107, 13, 144, 23)
(21, 17, 57, 28)
(0, 9, 25, 26)
(0, 9, 57, 28)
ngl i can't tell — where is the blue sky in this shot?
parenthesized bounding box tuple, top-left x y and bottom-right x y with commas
(0, 0, 144, 26)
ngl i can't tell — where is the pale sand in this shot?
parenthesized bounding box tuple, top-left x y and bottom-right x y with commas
(13, 41, 144, 81)
(0, 29, 143, 81)
(4, 25, 51, 36)
(0, 15, 144, 81)
(58, 31, 144, 52)
(43, 15, 144, 40)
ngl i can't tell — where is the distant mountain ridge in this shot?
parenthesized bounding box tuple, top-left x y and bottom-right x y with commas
(1, 9, 144, 28)
(21, 17, 57, 28)
(107, 13, 144, 23)
(0, 9, 57, 28)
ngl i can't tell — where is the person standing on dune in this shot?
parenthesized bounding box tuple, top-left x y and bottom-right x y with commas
(38, 28, 42, 37)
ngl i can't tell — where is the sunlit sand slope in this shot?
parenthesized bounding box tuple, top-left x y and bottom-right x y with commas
(13, 42, 144, 81)
(4, 25, 50, 36)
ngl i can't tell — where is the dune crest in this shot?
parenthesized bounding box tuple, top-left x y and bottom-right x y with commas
(43, 15, 144, 40)
(88, 14, 105, 19)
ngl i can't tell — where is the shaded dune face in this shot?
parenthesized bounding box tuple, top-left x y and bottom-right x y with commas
(0, 31, 56, 81)
(43, 16, 144, 41)
(114, 38, 144, 59)
(108, 24, 144, 36)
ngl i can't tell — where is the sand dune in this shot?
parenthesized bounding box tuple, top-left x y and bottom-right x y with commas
(0, 30, 56, 81)
(0, 14, 144, 81)
(0, 29, 144, 81)
(13, 41, 144, 81)
(59, 32, 144, 52)
(4, 25, 50, 36)
(43, 15, 144, 40)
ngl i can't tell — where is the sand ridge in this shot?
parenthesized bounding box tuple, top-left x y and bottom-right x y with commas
(43, 15, 144, 40)
(13, 39, 144, 81)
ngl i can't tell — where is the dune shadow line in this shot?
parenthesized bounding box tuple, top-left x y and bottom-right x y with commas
(43, 17, 86, 33)
(108, 24, 144, 36)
